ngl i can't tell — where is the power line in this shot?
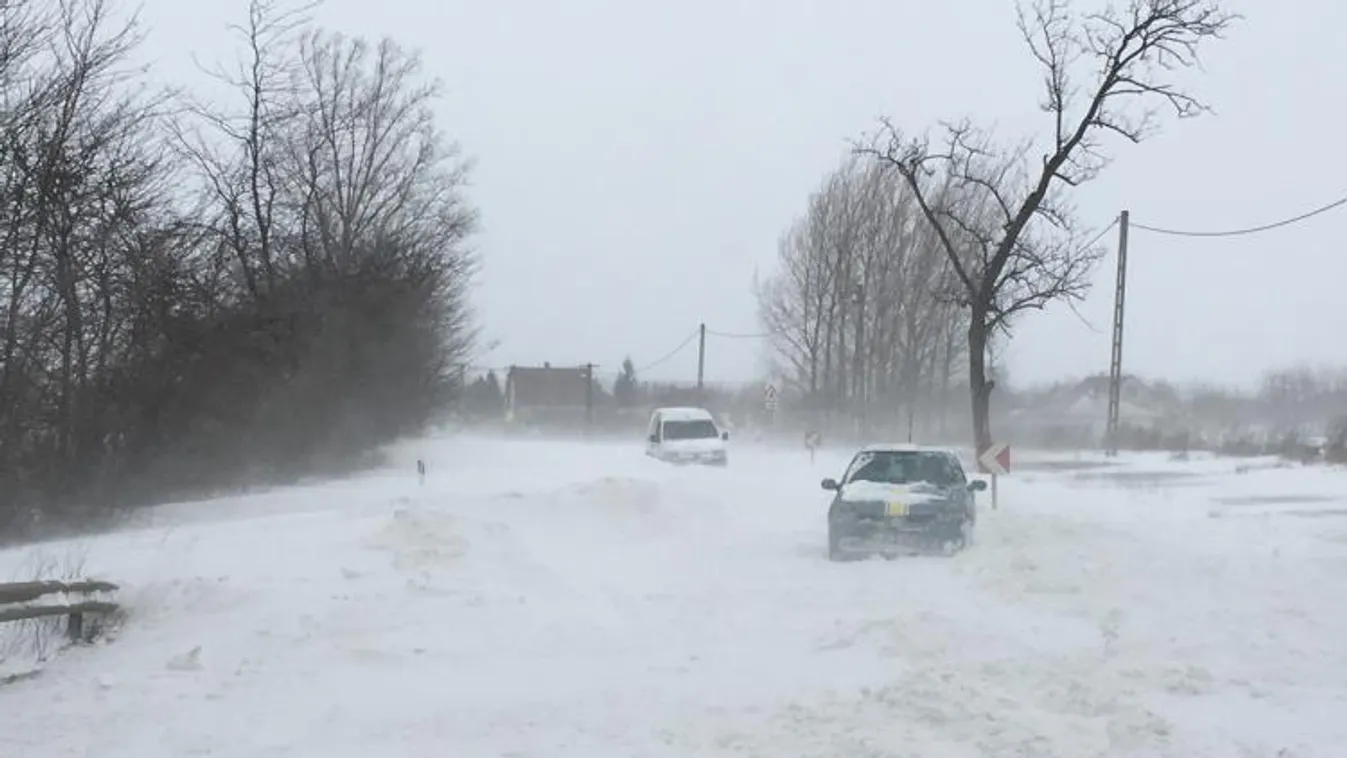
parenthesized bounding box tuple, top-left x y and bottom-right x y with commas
(705, 327, 774, 340)
(1132, 193, 1347, 237)
(1079, 216, 1119, 252)
(1053, 217, 1120, 335)
(698, 221, 1118, 340)
(636, 329, 700, 373)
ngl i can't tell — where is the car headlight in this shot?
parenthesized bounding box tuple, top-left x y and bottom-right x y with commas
(936, 499, 964, 517)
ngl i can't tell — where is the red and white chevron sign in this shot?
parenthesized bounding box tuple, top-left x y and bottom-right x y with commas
(977, 443, 1011, 475)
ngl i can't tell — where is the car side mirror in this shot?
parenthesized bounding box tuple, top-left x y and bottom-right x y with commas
(721, 431, 729, 441)
(821, 478, 839, 491)
(967, 479, 988, 492)
(648, 434, 658, 444)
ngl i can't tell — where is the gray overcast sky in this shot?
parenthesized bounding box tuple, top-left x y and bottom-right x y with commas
(140, 0, 1345, 389)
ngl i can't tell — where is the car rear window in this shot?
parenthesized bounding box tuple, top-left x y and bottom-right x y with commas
(844, 450, 963, 487)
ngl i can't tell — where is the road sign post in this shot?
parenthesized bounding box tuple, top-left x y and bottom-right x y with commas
(764, 383, 778, 425)
(804, 429, 822, 463)
(976, 443, 1011, 509)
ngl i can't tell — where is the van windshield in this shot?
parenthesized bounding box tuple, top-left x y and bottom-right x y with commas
(662, 419, 719, 440)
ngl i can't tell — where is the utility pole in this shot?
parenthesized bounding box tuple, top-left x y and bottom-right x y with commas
(1105, 210, 1129, 457)
(696, 323, 706, 399)
(852, 283, 864, 433)
(583, 362, 595, 434)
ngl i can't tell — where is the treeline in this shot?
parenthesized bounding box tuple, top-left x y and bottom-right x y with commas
(755, 156, 970, 434)
(1009, 367, 1347, 459)
(1125, 365, 1347, 436)
(1, 0, 478, 537)
(1186, 366, 1347, 457)
(1249, 366, 1347, 430)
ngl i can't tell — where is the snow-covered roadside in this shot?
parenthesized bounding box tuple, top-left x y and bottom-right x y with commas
(0, 439, 1343, 757)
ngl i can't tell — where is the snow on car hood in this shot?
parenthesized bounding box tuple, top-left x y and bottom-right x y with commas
(661, 438, 725, 453)
(839, 480, 948, 503)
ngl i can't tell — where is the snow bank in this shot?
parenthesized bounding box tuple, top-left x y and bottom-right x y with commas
(0, 434, 1344, 756)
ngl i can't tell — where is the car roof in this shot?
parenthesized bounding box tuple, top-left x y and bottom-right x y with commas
(654, 407, 715, 421)
(857, 443, 954, 455)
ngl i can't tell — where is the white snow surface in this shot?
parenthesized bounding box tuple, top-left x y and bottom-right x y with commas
(3, 436, 1347, 757)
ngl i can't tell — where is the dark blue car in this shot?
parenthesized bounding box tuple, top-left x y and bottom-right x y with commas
(822, 444, 987, 561)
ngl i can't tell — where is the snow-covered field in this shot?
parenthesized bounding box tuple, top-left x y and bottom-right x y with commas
(3, 435, 1347, 757)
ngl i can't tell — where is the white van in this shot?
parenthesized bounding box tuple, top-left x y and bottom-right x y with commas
(645, 407, 728, 466)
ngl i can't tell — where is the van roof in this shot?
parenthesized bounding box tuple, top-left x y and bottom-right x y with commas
(655, 407, 715, 421)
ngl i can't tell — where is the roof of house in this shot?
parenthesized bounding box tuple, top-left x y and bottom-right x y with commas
(1020, 374, 1184, 422)
(507, 365, 603, 408)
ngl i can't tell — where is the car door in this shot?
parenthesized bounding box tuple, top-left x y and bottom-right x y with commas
(945, 453, 975, 520)
(645, 413, 662, 457)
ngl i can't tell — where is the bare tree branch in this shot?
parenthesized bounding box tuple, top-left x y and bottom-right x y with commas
(853, 0, 1235, 448)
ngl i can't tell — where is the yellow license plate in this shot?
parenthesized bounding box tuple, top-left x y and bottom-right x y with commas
(886, 501, 908, 516)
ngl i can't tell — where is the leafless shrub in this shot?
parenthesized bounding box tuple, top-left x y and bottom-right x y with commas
(0, 544, 92, 672)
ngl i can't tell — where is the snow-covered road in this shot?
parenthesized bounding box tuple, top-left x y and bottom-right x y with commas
(3, 436, 1346, 756)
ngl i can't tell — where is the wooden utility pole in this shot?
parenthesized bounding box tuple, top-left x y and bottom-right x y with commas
(1105, 211, 1129, 457)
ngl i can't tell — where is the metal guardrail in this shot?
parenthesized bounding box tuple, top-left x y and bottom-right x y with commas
(0, 579, 119, 642)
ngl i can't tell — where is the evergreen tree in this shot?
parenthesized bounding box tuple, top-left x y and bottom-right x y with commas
(484, 370, 504, 410)
(613, 357, 638, 407)
(463, 371, 504, 417)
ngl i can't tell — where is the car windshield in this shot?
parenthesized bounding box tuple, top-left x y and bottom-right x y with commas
(843, 450, 962, 487)
(662, 419, 718, 440)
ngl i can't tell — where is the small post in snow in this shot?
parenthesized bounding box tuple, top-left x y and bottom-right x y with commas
(417, 459, 425, 487)
(976, 442, 1011, 511)
(805, 430, 821, 464)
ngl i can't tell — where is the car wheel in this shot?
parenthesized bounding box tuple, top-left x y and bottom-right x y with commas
(827, 526, 857, 562)
(955, 518, 974, 550)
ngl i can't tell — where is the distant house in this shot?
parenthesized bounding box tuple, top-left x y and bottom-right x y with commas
(1009, 374, 1186, 445)
(504, 364, 608, 425)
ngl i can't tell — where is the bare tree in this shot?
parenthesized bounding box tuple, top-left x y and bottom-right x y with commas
(0, 0, 178, 530)
(287, 32, 475, 268)
(0, 0, 484, 542)
(757, 154, 968, 439)
(263, 30, 480, 437)
(1259, 365, 1347, 431)
(858, 0, 1236, 450)
(0, 0, 61, 473)
(757, 222, 827, 395)
(172, 0, 315, 296)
